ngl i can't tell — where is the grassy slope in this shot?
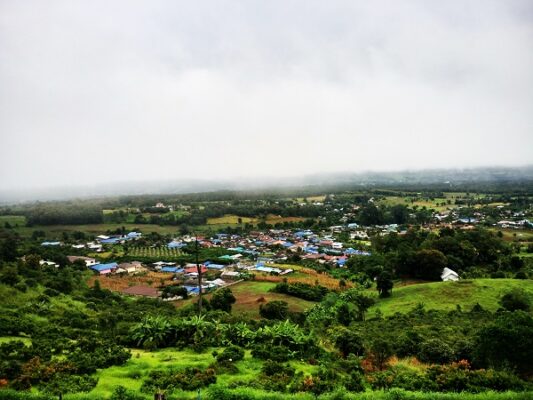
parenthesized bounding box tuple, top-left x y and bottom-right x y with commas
(369, 279, 533, 316)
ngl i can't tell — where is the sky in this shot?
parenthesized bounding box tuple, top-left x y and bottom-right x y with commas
(1, 0, 532, 191)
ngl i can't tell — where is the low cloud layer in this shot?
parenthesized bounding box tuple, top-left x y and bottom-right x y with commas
(1, 0, 532, 190)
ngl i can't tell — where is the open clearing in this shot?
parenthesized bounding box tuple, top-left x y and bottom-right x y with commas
(228, 281, 316, 318)
(175, 280, 317, 319)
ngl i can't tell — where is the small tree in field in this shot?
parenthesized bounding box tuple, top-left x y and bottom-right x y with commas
(376, 271, 393, 298)
(210, 288, 236, 312)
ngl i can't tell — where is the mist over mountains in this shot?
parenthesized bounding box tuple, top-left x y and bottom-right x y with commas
(1, 166, 532, 204)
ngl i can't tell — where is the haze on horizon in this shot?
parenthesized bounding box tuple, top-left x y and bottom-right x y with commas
(1, 0, 532, 192)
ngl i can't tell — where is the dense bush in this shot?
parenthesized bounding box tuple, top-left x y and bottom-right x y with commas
(258, 360, 296, 392)
(272, 281, 329, 301)
(210, 288, 237, 312)
(251, 344, 293, 362)
(215, 345, 245, 363)
(141, 367, 216, 393)
(418, 339, 455, 364)
(474, 311, 533, 376)
(259, 300, 289, 320)
(499, 289, 531, 312)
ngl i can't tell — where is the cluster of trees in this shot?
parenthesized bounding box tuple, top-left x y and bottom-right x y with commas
(271, 281, 330, 301)
(344, 227, 522, 283)
(24, 204, 103, 226)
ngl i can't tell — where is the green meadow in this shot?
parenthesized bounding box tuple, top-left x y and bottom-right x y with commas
(369, 279, 533, 316)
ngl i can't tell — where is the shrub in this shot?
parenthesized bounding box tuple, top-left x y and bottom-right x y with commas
(499, 289, 531, 312)
(215, 345, 245, 363)
(427, 360, 526, 392)
(110, 385, 145, 400)
(272, 282, 329, 301)
(334, 328, 364, 358)
(474, 311, 533, 376)
(418, 338, 455, 364)
(41, 374, 98, 395)
(141, 367, 216, 393)
(210, 288, 236, 312)
(251, 344, 292, 362)
(258, 360, 296, 392)
(259, 300, 289, 320)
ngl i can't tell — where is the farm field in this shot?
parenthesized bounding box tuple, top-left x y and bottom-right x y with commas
(488, 228, 533, 243)
(206, 215, 257, 225)
(10, 223, 182, 238)
(127, 246, 183, 259)
(369, 279, 533, 316)
(86, 271, 176, 292)
(378, 196, 452, 212)
(253, 264, 350, 289)
(206, 214, 307, 226)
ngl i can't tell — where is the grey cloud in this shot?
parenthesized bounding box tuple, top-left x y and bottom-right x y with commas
(0, 0, 532, 190)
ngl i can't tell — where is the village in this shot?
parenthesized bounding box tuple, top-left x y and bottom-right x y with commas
(33, 196, 533, 302)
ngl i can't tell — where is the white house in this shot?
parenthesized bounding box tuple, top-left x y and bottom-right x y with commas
(441, 267, 459, 282)
(67, 256, 98, 267)
(39, 260, 59, 268)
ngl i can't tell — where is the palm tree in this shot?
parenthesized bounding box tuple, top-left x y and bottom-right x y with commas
(130, 316, 171, 349)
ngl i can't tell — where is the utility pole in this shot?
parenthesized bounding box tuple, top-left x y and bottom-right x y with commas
(195, 235, 203, 314)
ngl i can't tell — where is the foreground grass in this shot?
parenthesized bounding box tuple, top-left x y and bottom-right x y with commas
(63, 347, 317, 400)
(369, 279, 533, 316)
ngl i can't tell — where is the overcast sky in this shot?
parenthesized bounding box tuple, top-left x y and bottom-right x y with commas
(1, 0, 532, 191)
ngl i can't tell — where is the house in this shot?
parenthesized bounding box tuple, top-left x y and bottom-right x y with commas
(205, 263, 225, 270)
(41, 241, 61, 246)
(441, 267, 459, 282)
(39, 260, 59, 268)
(90, 262, 118, 275)
(160, 266, 184, 273)
(67, 256, 98, 267)
(117, 262, 144, 274)
(167, 241, 186, 249)
(184, 265, 208, 274)
(221, 271, 241, 280)
(87, 242, 103, 252)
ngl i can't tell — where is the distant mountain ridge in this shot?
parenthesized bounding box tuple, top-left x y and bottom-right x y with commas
(1, 165, 532, 204)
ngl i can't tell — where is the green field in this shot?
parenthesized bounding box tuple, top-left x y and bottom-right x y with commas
(0, 215, 26, 226)
(10, 223, 183, 238)
(378, 196, 452, 212)
(369, 279, 533, 316)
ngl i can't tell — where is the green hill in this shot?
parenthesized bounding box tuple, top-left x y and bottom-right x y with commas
(370, 279, 533, 316)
